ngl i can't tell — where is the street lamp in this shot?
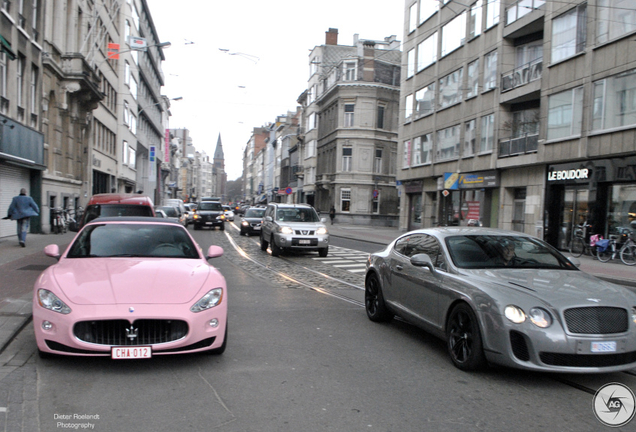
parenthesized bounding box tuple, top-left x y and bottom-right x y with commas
(138, 96, 182, 117)
(218, 48, 259, 64)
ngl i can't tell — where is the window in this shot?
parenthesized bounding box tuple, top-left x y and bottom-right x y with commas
(415, 83, 435, 117)
(340, 188, 351, 212)
(405, 93, 414, 120)
(486, 0, 500, 29)
(551, 4, 586, 63)
(412, 136, 422, 166)
(420, 0, 439, 24)
(342, 147, 352, 172)
(441, 12, 466, 57)
(436, 125, 460, 161)
(469, 0, 482, 39)
(438, 68, 463, 109)
(344, 104, 354, 127)
(377, 105, 385, 129)
(421, 133, 432, 164)
(511, 108, 539, 138)
(592, 69, 636, 131)
(407, 49, 415, 78)
(130, 75, 137, 100)
(123, 101, 129, 125)
(32, 0, 38, 30)
(123, 140, 129, 165)
(30, 65, 37, 113)
(409, 2, 418, 33)
(483, 50, 497, 91)
(597, 0, 636, 44)
(308, 113, 316, 130)
(0, 52, 6, 103)
(467, 59, 479, 98)
(403, 140, 411, 168)
(465, 119, 476, 156)
(305, 140, 316, 159)
(125, 20, 131, 43)
(16, 56, 24, 107)
(548, 87, 584, 140)
(417, 32, 437, 72)
(310, 57, 319, 76)
(125, 61, 130, 85)
(130, 114, 137, 135)
(372, 190, 380, 214)
(374, 149, 383, 173)
(344, 61, 356, 81)
(480, 114, 495, 152)
(308, 85, 315, 104)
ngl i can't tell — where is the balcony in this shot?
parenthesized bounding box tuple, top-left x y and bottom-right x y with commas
(498, 134, 538, 158)
(501, 59, 542, 93)
(505, 0, 545, 26)
(292, 165, 304, 177)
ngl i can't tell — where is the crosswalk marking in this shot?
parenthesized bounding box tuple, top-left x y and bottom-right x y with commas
(315, 245, 368, 274)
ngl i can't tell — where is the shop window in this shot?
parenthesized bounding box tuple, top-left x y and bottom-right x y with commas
(340, 188, 351, 212)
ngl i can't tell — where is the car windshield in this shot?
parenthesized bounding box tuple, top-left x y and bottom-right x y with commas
(157, 206, 179, 217)
(198, 202, 223, 211)
(445, 235, 576, 270)
(67, 224, 199, 258)
(245, 209, 265, 218)
(275, 208, 319, 222)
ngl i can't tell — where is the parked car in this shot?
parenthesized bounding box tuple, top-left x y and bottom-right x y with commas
(33, 217, 228, 358)
(184, 203, 197, 225)
(155, 209, 167, 218)
(155, 206, 187, 226)
(222, 205, 235, 221)
(162, 199, 187, 224)
(365, 227, 636, 373)
(240, 207, 266, 236)
(260, 203, 329, 257)
(76, 193, 155, 230)
(193, 201, 225, 230)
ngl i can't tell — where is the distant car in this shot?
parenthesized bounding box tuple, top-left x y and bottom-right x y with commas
(162, 199, 187, 224)
(240, 207, 265, 236)
(155, 206, 187, 226)
(365, 227, 636, 373)
(222, 205, 235, 221)
(155, 209, 167, 218)
(260, 203, 329, 257)
(184, 203, 197, 225)
(33, 217, 228, 358)
(193, 201, 225, 230)
(77, 194, 155, 230)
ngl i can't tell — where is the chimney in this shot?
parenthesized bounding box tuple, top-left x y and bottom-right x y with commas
(363, 40, 375, 82)
(325, 28, 338, 45)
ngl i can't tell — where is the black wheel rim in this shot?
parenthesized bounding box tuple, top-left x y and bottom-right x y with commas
(365, 277, 379, 316)
(448, 310, 475, 364)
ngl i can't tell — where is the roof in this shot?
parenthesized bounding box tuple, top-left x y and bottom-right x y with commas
(87, 194, 154, 206)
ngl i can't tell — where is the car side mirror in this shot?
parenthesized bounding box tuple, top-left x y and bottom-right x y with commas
(206, 245, 224, 260)
(44, 244, 61, 261)
(265, 216, 273, 222)
(320, 217, 326, 223)
(567, 256, 581, 268)
(410, 253, 435, 272)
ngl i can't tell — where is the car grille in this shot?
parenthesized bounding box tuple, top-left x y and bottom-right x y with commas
(563, 307, 628, 334)
(540, 351, 636, 367)
(294, 229, 315, 235)
(291, 238, 318, 246)
(509, 330, 530, 361)
(74, 319, 188, 346)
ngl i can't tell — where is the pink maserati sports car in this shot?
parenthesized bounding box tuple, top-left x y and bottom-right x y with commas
(33, 217, 227, 359)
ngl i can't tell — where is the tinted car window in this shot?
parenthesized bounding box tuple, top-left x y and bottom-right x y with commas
(274, 208, 319, 222)
(156, 206, 179, 217)
(84, 204, 154, 224)
(245, 209, 265, 218)
(198, 202, 223, 211)
(68, 224, 198, 258)
(394, 234, 445, 268)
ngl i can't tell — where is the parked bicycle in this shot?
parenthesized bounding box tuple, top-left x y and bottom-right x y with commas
(596, 228, 636, 265)
(50, 208, 67, 234)
(569, 222, 597, 258)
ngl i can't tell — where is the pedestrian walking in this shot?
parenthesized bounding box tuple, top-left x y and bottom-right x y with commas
(329, 205, 336, 225)
(4, 188, 39, 247)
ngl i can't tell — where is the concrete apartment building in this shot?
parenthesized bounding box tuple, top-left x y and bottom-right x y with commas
(307, 28, 402, 225)
(399, 0, 636, 250)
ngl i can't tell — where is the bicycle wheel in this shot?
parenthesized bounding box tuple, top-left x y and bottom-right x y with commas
(620, 244, 636, 266)
(597, 246, 613, 263)
(570, 237, 585, 257)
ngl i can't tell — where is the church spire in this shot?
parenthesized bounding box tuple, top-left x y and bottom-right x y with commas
(214, 134, 225, 163)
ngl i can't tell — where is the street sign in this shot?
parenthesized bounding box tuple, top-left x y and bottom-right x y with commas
(373, 189, 379, 198)
(442, 190, 450, 197)
(285, 187, 293, 195)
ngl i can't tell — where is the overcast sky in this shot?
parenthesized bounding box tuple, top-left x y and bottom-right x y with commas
(148, 0, 405, 181)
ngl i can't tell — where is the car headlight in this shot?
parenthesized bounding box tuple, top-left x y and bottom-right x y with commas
(216, 215, 225, 221)
(504, 305, 526, 324)
(316, 227, 328, 235)
(528, 307, 553, 328)
(241, 221, 249, 227)
(193, 214, 200, 220)
(37, 289, 72, 314)
(279, 226, 293, 234)
(191, 288, 223, 312)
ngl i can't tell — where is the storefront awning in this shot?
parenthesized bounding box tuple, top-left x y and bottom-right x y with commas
(0, 35, 16, 61)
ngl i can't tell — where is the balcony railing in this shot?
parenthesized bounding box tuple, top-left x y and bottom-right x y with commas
(501, 59, 542, 93)
(499, 133, 539, 157)
(505, 0, 545, 26)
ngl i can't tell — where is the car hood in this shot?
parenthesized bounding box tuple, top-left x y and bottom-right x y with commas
(51, 259, 214, 305)
(280, 222, 327, 231)
(458, 268, 636, 307)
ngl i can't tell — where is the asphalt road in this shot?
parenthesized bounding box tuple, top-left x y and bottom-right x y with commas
(1, 224, 634, 431)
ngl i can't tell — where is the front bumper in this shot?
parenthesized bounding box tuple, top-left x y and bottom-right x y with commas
(273, 232, 329, 251)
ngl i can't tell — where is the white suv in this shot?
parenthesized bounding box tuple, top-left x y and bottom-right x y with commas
(260, 204, 329, 257)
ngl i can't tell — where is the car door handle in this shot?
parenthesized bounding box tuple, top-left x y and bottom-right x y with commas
(395, 265, 403, 271)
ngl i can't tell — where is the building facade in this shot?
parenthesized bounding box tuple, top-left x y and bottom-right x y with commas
(399, 0, 636, 250)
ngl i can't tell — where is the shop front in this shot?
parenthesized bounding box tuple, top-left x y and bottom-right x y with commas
(437, 171, 500, 227)
(545, 157, 636, 250)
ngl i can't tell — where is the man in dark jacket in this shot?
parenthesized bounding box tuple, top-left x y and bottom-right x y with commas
(6, 188, 39, 247)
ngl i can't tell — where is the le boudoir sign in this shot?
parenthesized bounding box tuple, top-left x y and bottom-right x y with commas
(547, 168, 590, 181)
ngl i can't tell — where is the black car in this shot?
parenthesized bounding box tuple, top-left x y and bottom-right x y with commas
(193, 201, 225, 230)
(240, 207, 265, 236)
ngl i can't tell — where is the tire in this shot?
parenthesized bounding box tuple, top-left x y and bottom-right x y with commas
(620, 244, 636, 266)
(365, 273, 391, 322)
(194, 224, 201, 231)
(597, 247, 613, 263)
(240, 228, 246, 236)
(260, 234, 268, 251)
(219, 223, 225, 231)
(570, 237, 584, 257)
(270, 236, 281, 257)
(446, 303, 487, 371)
(318, 247, 328, 257)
